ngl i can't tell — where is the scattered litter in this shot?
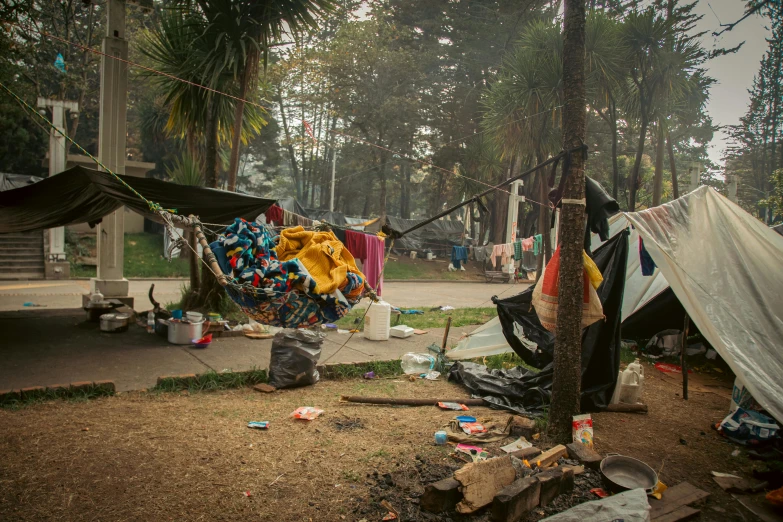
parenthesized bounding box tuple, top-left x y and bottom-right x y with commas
(349, 329, 360, 333)
(390, 325, 414, 338)
(654, 362, 693, 374)
(543, 489, 650, 521)
(23, 302, 43, 307)
(572, 414, 594, 448)
(651, 480, 668, 500)
(719, 407, 779, 445)
(268, 329, 324, 389)
(364, 371, 376, 379)
(532, 433, 540, 440)
(768, 486, 783, 507)
(732, 449, 741, 457)
(434, 430, 448, 445)
(244, 491, 252, 497)
(382, 513, 397, 521)
(253, 383, 276, 393)
(400, 309, 424, 315)
(380, 500, 399, 520)
(81, 427, 89, 432)
(290, 407, 324, 420)
(247, 421, 269, 430)
(460, 422, 487, 435)
(501, 437, 532, 453)
(423, 370, 440, 380)
(401, 352, 436, 374)
(438, 402, 469, 411)
(456, 443, 488, 462)
(323, 323, 337, 329)
(590, 488, 609, 498)
(337, 329, 350, 334)
(440, 306, 455, 311)
(192, 333, 212, 348)
(705, 348, 718, 360)
(455, 415, 476, 423)
(413, 329, 428, 335)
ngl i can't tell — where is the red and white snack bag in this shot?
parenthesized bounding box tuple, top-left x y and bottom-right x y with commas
(290, 407, 324, 420)
(572, 414, 594, 448)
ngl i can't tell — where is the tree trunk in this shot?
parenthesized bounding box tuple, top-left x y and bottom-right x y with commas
(610, 102, 620, 201)
(667, 131, 679, 199)
(652, 121, 664, 206)
(204, 98, 219, 189)
(277, 91, 301, 200)
(628, 112, 648, 211)
(548, 0, 587, 444)
(187, 230, 200, 293)
(226, 50, 257, 192)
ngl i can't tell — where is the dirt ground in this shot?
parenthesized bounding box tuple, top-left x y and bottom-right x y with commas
(0, 362, 771, 522)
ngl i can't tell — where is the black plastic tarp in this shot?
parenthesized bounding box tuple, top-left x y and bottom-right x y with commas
(0, 166, 275, 233)
(276, 197, 310, 217)
(449, 230, 629, 415)
(306, 208, 348, 226)
(384, 215, 465, 254)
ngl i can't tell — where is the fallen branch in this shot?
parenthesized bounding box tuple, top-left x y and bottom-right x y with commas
(340, 396, 486, 406)
(602, 403, 648, 413)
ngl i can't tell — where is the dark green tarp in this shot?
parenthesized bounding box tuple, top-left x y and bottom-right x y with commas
(0, 166, 275, 233)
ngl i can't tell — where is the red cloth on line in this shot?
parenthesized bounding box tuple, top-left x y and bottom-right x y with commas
(265, 204, 283, 225)
(345, 230, 368, 259)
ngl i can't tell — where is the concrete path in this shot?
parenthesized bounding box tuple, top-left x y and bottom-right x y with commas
(0, 279, 525, 311)
(0, 309, 475, 392)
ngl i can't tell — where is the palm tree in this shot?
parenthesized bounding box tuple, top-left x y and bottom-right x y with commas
(191, 0, 335, 192)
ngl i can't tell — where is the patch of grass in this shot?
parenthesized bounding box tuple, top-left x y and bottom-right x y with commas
(153, 368, 268, 394)
(360, 449, 391, 463)
(340, 470, 361, 483)
(66, 232, 190, 278)
(0, 384, 115, 410)
(336, 306, 496, 330)
(534, 408, 549, 432)
(320, 360, 403, 380)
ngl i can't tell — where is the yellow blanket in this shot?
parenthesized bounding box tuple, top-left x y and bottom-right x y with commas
(275, 226, 365, 295)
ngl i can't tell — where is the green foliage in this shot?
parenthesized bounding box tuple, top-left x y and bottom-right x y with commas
(319, 360, 403, 380)
(166, 153, 204, 187)
(335, 307, 496, 331)
(1, 384, 115, 410)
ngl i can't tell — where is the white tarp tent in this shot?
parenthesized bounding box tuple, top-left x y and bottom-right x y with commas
(626, 186, 783, 421)
(446, 317, 537, 360)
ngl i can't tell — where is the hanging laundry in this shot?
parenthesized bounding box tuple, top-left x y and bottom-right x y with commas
(639, 237, 656, 276)
(473, 245, 488, 263)
(451, 246, 469, 269)
(513, 240, 522, 261)
(345, 230, 385, 296)
(521, 236, 534, 252)
(265, 204, 283, 225)
(533, 234, 543, 256)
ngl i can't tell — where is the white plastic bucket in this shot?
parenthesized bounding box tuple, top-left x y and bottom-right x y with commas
(364, 300, 391, 341)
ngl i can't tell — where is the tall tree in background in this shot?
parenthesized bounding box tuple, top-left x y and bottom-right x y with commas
(548, 0, 588, 443)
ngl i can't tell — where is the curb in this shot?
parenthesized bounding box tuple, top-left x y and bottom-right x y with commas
(0, 380, 116, 406)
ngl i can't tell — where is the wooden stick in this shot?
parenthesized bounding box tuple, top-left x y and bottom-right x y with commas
(192, 219, 228, 287)
(682, 315, 690, 400)
(442, 316, 453, 352)
(603, 403, 648, 413)
(340, 396, 486, 406)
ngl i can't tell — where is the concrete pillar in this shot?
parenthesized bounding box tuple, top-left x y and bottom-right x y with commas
(727, 175, 738, 203)
(92, 0, 129, 298)
(38, 97, 78, 278)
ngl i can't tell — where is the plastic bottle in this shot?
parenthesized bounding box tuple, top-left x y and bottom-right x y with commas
(401, 353, 436, 375)
(364, 300, 391, 341)
(147, 310, 155, 333)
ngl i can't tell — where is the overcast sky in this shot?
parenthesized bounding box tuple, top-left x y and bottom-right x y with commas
(693, 1, 771, 166)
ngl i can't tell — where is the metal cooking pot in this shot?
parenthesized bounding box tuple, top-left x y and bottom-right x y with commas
(165, 319, 205, 345)
(100, 313, 130, 333)
(86, 300, 114, 322)
(600, 454, 658, 495)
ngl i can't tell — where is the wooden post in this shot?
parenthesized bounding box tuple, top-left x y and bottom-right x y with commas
(681, 315, 690, 400)
(442, 316, 453, 353)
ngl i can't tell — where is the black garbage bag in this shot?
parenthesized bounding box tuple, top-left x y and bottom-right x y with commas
(268, 329, 324, 389)
(449, 230, 629, 415)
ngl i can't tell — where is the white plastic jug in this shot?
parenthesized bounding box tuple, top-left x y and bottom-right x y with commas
(364, 300, 391, 341)
(619, 358, 645, 403)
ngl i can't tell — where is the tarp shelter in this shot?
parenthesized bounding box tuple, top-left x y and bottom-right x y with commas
(625, 187, 783, 422)
(275, 197, 309, 218)
(0, 166, 276, 233)
(774, 223, 783, 237)
(0, 173, 42, 192)
(382, 215, 465, 255)
(449, 231, 629, 414)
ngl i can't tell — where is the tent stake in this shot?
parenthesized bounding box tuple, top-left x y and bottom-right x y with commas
(442, 316, 452, 353)
(681, 315, 690, 400)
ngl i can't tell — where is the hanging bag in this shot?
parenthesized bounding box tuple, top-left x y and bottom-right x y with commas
(532, 246, 604, 332)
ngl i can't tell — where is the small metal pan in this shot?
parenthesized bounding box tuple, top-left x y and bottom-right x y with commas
(600, 454, 658, 495)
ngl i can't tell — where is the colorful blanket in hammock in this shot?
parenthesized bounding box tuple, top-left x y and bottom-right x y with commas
(210, 219, 366, 328)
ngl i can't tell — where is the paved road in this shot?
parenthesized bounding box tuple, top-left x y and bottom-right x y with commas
(0, 279, 526, 311)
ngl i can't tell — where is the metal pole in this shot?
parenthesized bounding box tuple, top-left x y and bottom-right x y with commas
(330, 149, 337, 212)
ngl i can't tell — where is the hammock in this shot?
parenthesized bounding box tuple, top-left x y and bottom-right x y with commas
(165, 213, 372, 328)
